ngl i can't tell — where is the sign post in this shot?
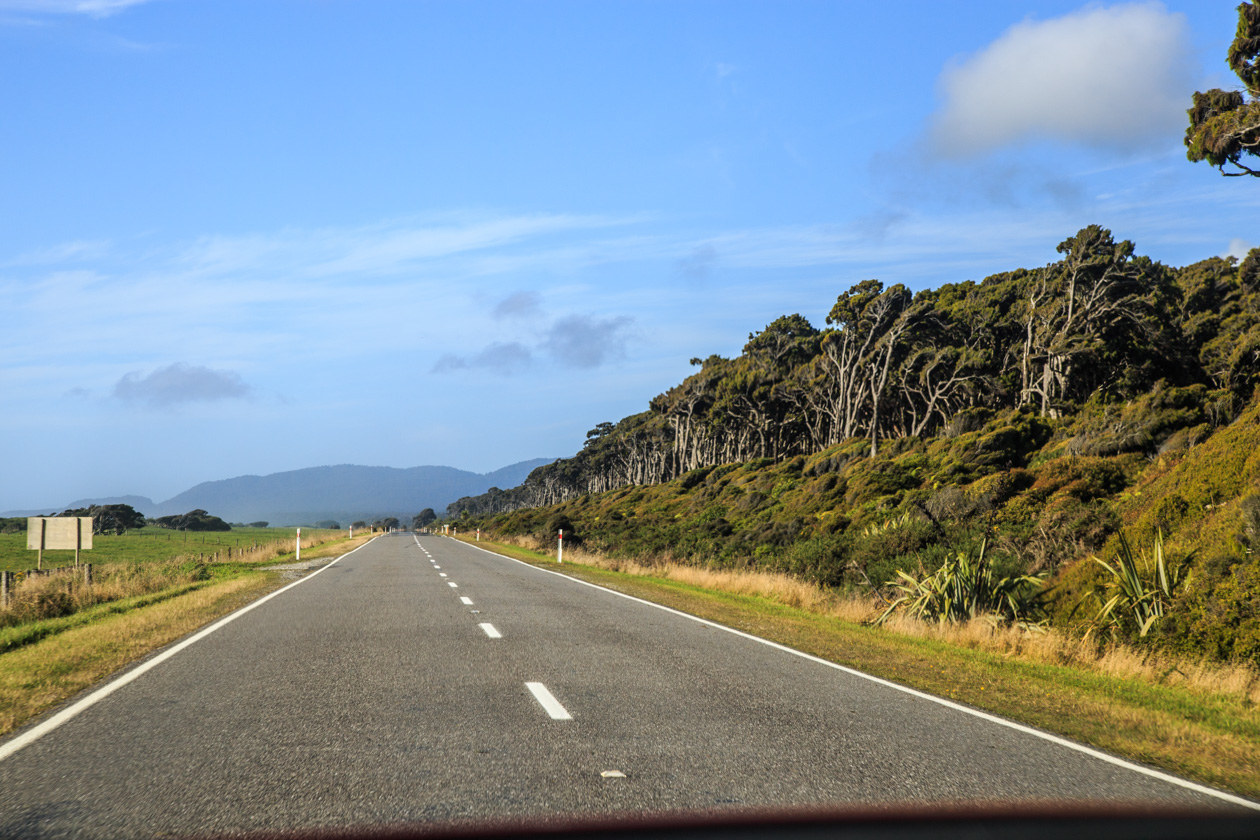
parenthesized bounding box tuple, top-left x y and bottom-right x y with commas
(27, 517, 93, 570)
(557, 529, 564, 564)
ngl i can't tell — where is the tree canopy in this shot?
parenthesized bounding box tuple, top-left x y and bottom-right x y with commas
(153, 509, 232, 532)
(58, 504, 147, 535)
(1185, 2, 1260, 177)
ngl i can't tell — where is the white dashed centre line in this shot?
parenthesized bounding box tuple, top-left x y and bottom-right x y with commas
(525, 682, 572, 720)
(460, 597, 473, 605)
(448, 582, 458, 588)
(439, 573, 448, 578)
(479, 623, 502, 639)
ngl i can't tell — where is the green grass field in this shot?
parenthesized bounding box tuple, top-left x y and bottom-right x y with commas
(0, 526, 343, 572)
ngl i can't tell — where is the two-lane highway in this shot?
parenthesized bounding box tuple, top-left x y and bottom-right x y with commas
(0, 532, 1252, 837)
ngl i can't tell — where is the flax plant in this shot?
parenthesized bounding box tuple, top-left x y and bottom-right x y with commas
(876, 540, 1046, 625)
(1091, 532, 1191, 639)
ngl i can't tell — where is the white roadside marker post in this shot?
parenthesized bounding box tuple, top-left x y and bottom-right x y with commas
(558, 528, 563, 564)
(296, 527, 301, 562)
(476, 528, 480, 542)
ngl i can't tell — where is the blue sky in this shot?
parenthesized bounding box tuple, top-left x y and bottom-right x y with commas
(2, 0, 1257, 511)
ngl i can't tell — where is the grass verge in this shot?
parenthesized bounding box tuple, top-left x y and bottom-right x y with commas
(456, 535, 1260, 801)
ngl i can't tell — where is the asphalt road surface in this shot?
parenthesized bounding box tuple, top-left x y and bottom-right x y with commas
(0, 532, 1254, 837)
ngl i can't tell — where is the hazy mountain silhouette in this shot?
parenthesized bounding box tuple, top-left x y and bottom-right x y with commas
(3, 460, 554, 525)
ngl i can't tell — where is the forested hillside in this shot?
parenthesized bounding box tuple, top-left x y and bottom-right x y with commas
(448, 227, 1260, 661)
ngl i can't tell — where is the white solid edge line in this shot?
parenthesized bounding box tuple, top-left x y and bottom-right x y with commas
(525, 681, 571, 720)
(0, 535, 382, 764)
(479, 622, 502, 639)
(456, 539, 1260, 811)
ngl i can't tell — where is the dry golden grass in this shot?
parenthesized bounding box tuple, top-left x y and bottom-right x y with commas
(496, 534, 1260, 705)
(0, 530, 363, 628)
(1, 562, 201, 628)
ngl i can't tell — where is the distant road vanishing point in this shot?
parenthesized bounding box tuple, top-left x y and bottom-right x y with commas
(0, 533, 1253, 837)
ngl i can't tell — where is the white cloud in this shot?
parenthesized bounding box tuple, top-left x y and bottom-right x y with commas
(929, 3, 1193, 156)
(1226, 238, 1255, 260)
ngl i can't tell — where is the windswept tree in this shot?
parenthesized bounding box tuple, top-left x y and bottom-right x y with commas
(59, 504, 147, 535)
(153, 509, 232, 532)
(1185, 2, 1260, 177)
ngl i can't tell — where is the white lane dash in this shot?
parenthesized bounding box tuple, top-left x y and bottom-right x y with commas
(479, 623, 502, 639)
(439, 573, 448, 578)
(433, 565, 441, 569)
(460, 596, 473, 605)
(447, 582, 458, 588)
(464, 542, 1260, 812)
(525, 682, 572, 720)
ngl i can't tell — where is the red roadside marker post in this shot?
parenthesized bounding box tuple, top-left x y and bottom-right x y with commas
(558, 528, 564, 564)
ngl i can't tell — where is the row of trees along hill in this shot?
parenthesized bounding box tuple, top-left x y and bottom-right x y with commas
(0, 506, 234, 535)
(452, 227, 1259, 515)
(448, 228, 1260, 662)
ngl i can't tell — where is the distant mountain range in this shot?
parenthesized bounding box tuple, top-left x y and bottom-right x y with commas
(2, 460, 555, 526)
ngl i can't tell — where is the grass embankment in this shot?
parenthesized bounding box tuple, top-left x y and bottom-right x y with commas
(456, 534, 1260, 801)
(0, 528, 374, 738)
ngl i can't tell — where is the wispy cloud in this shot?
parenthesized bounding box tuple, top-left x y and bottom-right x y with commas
(431, 312, 636, 376)
(492, 291, 542, 320)
(542, 314, 635, 369)
(928, 3, 1192, 156)
(112, 363, 250, 408)
(0, 0, 155, 17)
(4, 239, 110, 267)
(431, 342, 532, 375)
(166, 213, 635, 282)
(676, 244, 717, 282)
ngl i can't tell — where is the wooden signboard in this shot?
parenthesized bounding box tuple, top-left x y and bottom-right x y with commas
(27, 516, 93, 568)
